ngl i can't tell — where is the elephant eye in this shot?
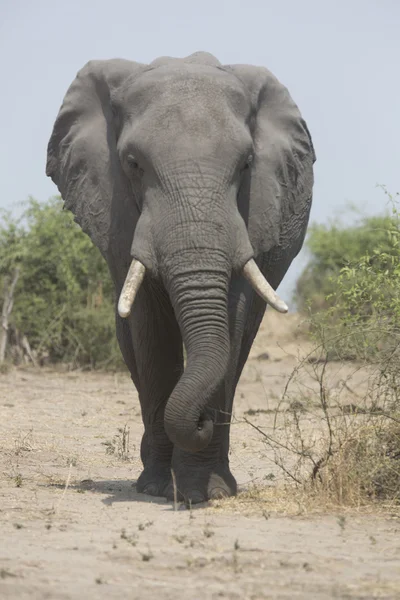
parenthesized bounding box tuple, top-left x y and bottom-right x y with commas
(127, 154, 144, 177)
(127, 155, 139, 170)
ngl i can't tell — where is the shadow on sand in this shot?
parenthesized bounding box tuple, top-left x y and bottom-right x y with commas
(44, 478, 207, 511)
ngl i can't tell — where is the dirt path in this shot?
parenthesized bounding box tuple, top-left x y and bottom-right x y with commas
(1, 314, 400, 599)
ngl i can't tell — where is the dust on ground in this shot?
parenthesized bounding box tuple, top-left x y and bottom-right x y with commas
(1, 312, 400, 599)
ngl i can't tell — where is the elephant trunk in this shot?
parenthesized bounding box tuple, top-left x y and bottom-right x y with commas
(117, 164, 289, 453)
(163, 255, 230, 453)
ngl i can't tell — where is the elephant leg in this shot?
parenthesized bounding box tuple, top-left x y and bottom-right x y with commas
(116, 282, 184, 497)
(167, 275, 268, 505)
(168, 385, 237, 504)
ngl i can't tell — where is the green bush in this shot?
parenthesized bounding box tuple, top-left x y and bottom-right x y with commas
(306, 191, 400, 365)
(296, 206, 398, 313)
(0, 197, 124, 369)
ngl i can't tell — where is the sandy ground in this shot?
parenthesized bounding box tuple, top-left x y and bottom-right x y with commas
(1, 313, 400, 599)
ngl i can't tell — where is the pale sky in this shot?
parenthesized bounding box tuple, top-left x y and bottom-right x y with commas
(1, 0, 399, 300)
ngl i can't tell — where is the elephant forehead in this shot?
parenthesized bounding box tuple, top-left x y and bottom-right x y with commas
(118, 64, 251, 119)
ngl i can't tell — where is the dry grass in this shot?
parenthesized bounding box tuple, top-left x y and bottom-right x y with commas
(227, 348, 400, 515)
(315, 420, 400, 507)
(211, 478, 400, 519)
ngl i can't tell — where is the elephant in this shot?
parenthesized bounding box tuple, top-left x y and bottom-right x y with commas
(46, 51, 315, 504)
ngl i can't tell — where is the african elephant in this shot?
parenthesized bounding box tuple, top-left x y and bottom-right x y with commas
(46, 51, 315, 504)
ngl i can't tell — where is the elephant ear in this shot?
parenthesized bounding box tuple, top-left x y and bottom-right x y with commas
(46, 59, 145, 259)
(225, 64, 316, 258)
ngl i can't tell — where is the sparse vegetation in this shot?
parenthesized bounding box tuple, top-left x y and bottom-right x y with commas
(14, 473, 22, 487)
(242, 353, 400, 507)
(247, 190, 400, 508)
(102, 424, 132, 461)
(138, 520, 154, 531)
(203, 524, 214, 538)
(120, 528, 138, 547)
(140, 549, 154, 561)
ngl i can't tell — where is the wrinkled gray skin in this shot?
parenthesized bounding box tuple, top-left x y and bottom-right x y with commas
(46, 52, 315, 504)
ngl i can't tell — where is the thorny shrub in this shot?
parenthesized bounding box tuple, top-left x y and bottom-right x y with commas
(254, 190, 400, 507)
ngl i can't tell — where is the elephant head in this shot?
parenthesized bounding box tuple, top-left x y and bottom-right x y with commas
(46, 52, 315, 453)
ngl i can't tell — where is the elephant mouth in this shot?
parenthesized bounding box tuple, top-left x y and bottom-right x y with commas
(117, 257, 288, 318)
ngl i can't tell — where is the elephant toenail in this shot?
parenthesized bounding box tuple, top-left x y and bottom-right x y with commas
(210, 487, 229, 499)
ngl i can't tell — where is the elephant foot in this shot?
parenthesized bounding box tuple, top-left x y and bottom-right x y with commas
(136, 465, 171, 497)
(166, 465, 237, 505)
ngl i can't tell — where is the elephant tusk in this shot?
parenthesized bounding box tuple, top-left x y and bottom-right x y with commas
(118, 259, 146, 318)
(243, 259, 288, 313)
